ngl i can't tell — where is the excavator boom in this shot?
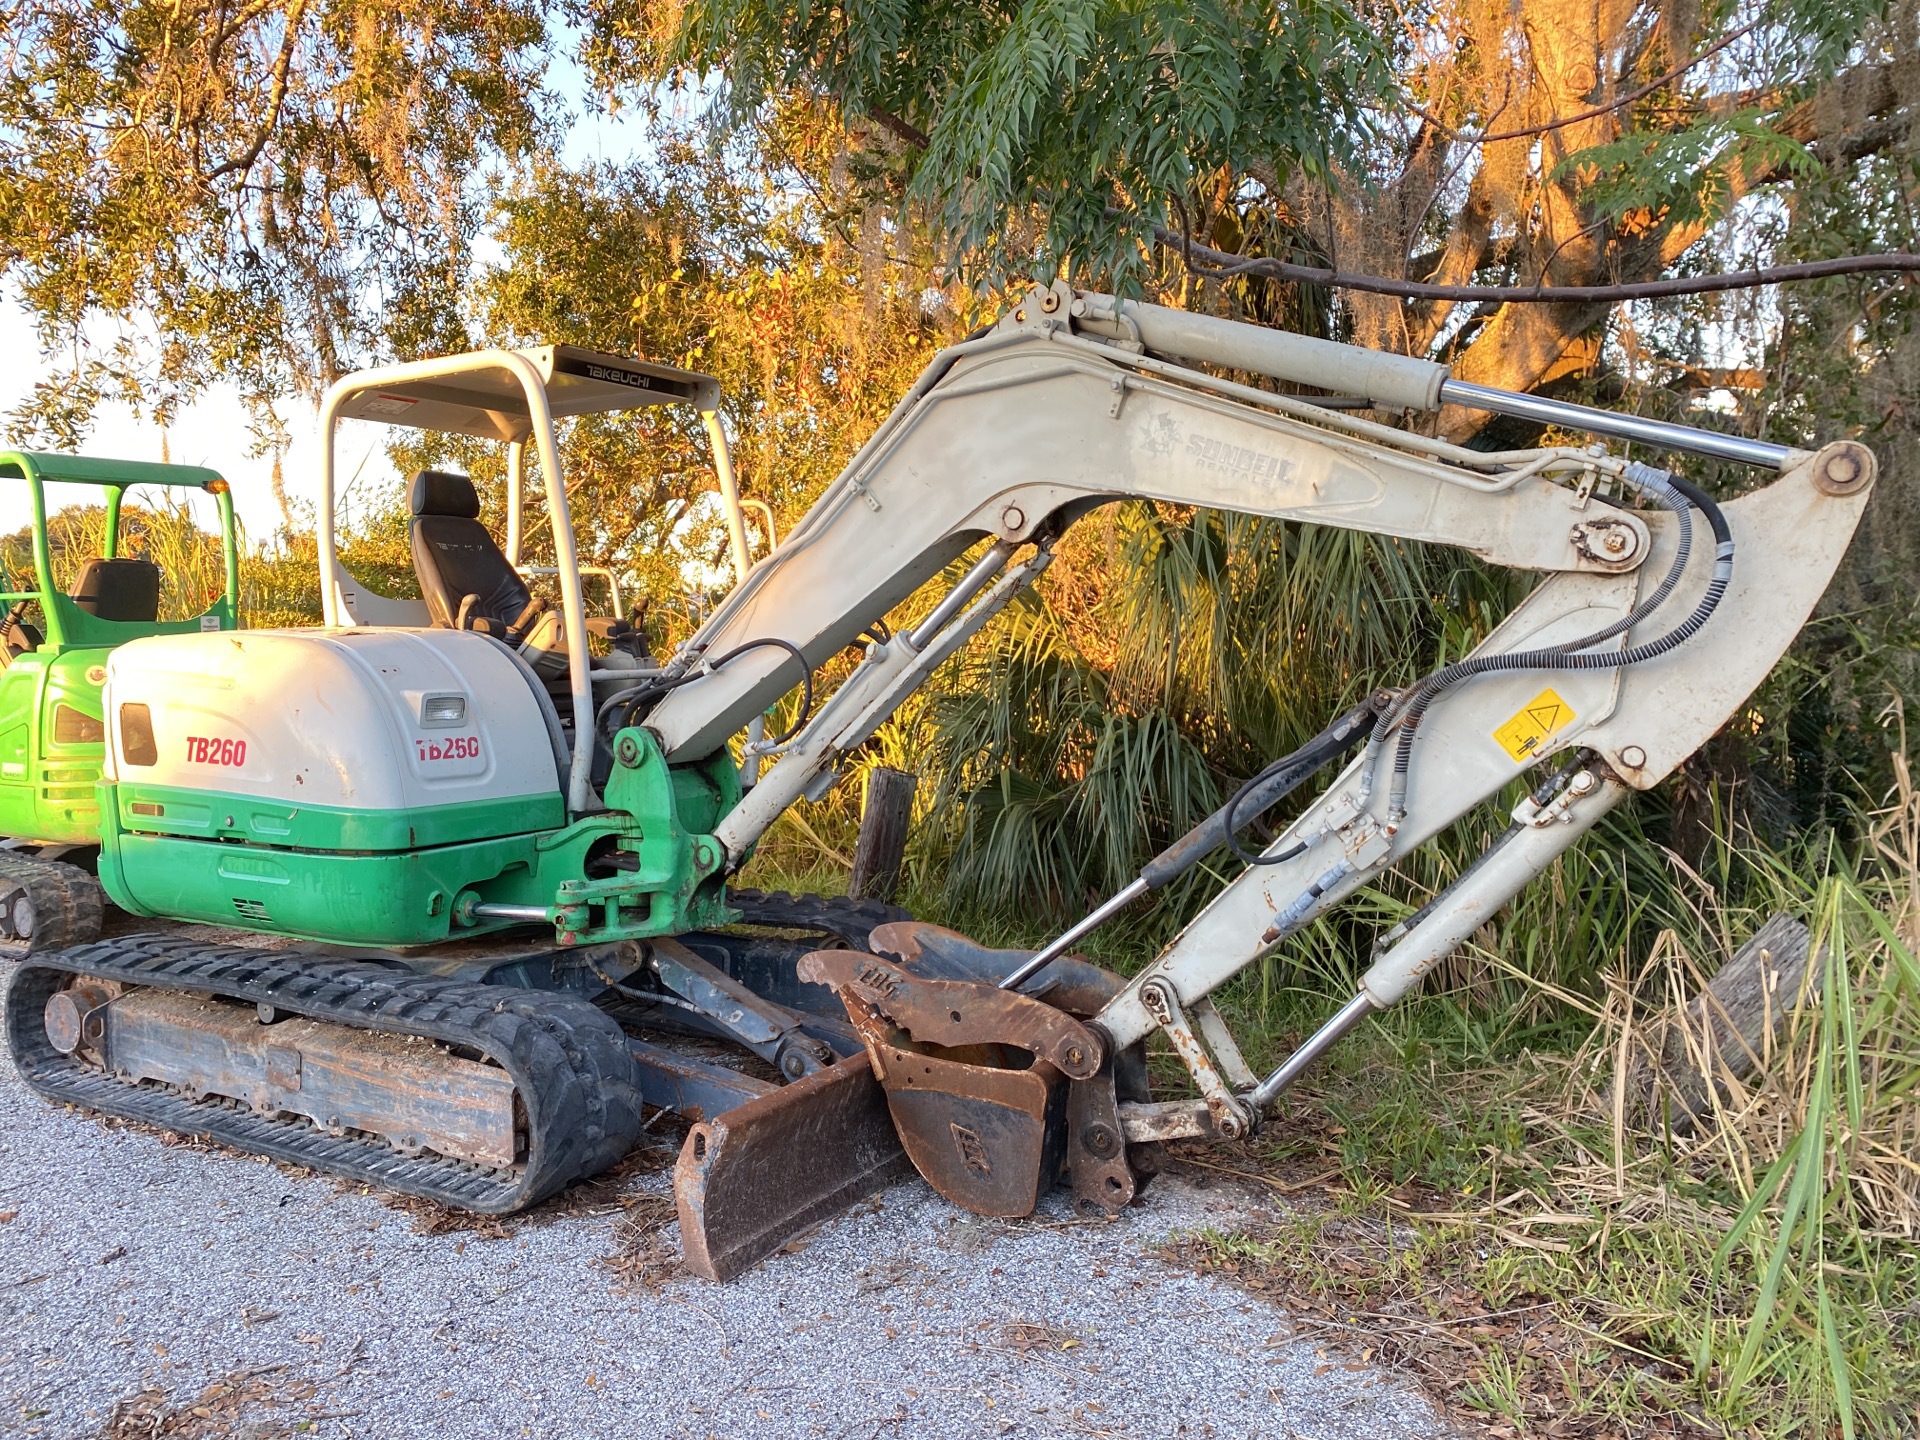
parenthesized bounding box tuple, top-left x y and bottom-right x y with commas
(645, 280, 1872, 1225)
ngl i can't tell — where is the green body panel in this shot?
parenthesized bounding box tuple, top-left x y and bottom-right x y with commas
(110, 783, 565, 852)
(99, 728, 742, 949)
(0, 449, 241, 847)
(0, 647, 112, 845)
(100, 828, 549, 947)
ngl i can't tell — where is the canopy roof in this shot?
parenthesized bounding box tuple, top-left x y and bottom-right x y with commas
(332, 345, 722, 442)
(0, 450, 226, 490)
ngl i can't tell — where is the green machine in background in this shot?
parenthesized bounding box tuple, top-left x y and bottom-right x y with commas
(0, 450, 240, 950)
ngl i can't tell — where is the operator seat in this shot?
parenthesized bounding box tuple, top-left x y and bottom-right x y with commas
(2, 555, 162, 667)
(407, 469, 643, 687)
(407, 470, 536, 635)
(70, 557, 162, 623)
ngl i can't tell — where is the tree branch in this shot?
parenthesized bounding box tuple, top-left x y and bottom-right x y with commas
(863, 106, 930, 150)
(1164, 229, 1920, 302)
(1402, 19, 1760, 145)
(205, 0, 308, 182)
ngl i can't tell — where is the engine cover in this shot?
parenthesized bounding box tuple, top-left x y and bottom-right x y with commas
(96, 628, 569, 944)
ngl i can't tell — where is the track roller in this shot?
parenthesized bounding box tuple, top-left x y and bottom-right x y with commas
(6, 935, 646, 1213)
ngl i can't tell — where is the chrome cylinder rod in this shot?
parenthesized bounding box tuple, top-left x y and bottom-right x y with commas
(467, 902, 552, 923)
(909, 540, 1017, 650)
(998, 878, 1149, 991)
(1439, 379, 1792, 470)
(1246, 992, 1375, 1111)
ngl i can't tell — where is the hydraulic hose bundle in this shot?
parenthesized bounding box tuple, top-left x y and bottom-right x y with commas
(1372, 464, 1734, 825)
(595, 637, 817, 745)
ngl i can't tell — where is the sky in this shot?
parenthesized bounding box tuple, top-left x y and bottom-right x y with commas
(0, 299, 320, 542)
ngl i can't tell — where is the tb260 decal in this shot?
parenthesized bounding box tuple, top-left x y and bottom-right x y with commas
(185, 736, 247, 767)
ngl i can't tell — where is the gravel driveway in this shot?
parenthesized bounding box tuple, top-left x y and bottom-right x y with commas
(0, 985, 1460, 1440)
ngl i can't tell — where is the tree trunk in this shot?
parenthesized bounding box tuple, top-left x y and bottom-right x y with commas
(1625, 913, 1822, 1134)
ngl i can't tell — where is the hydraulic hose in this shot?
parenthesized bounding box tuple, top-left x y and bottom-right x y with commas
(1377, 466, 1733, 821)
(996, 694, 1384, 990)
(1217, 694, 1389, 866)
(595, 637, 817, 745)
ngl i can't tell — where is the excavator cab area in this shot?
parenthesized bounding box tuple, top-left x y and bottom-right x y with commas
(0, 450, 240, 853)
(315, 343, 755, 795)
(78, 342, 770, 958)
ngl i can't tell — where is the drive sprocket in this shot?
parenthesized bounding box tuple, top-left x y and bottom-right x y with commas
(0, 852, 104, 959)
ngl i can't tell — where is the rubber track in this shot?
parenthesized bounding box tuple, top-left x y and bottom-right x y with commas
(727, 888, 912, 951)
(0, 853, 103, 955)
(6, 935, 645, 1214)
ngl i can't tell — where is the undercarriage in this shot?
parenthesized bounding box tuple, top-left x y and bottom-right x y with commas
(6, 875, 986, 1273)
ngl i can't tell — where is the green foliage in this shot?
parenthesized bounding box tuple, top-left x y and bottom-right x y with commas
(1562, 113, 1821, 231)
(586, 0, 1390, 287)
(0, 0, 555, 440)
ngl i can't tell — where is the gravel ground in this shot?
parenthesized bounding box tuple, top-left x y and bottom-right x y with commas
(1, 987, 1461, 1440)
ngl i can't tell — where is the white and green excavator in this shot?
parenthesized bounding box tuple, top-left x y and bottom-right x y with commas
(3, 283, 1876, 1277)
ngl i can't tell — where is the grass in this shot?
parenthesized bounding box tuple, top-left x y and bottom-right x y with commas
(739, 739, 1920, 1437)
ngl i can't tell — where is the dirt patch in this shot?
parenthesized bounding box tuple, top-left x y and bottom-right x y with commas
(600, 1189, 681, 1291)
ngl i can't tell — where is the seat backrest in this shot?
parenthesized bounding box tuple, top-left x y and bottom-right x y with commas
(70, 557, 162, 623)
(406, 470, 531, 630)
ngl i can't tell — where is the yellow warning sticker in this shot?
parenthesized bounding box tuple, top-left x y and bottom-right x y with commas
(1492, 687, 1577, 763)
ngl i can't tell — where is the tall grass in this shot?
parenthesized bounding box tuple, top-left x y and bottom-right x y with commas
(0, 498, 419, 634)
(1, 497, 230, 620)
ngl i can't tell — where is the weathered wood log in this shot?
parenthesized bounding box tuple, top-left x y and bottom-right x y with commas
(849, 766, 916, 902)
(1631, 912, 1821, 1134)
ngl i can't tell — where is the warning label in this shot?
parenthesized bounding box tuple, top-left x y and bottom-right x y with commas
(1492, 688, 1577, 762)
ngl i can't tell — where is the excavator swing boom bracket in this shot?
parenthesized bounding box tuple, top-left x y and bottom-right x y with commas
(454, 727, 742, 945)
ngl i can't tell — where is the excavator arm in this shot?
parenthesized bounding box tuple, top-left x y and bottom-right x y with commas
(651, 279, 1874, 1223)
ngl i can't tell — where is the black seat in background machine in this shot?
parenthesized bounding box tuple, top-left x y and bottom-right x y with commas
(3, 556, 164, 663)
(69, 557, 162, 623)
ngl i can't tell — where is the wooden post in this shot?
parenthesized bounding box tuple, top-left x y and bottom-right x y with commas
(1627, 912, 1821, 1133)
(849, 767, 916, 902)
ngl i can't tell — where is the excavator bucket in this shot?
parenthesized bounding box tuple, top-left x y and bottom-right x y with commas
(674, 920, 1128, 1273)
(796, 922, 1152, 1221)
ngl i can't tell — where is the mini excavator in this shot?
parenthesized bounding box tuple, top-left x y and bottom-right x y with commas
(3, 282, 1876, 1278)
(0, 451, 241, 954)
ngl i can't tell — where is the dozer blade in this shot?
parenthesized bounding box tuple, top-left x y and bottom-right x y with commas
(674, 1052, 912, 1281)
